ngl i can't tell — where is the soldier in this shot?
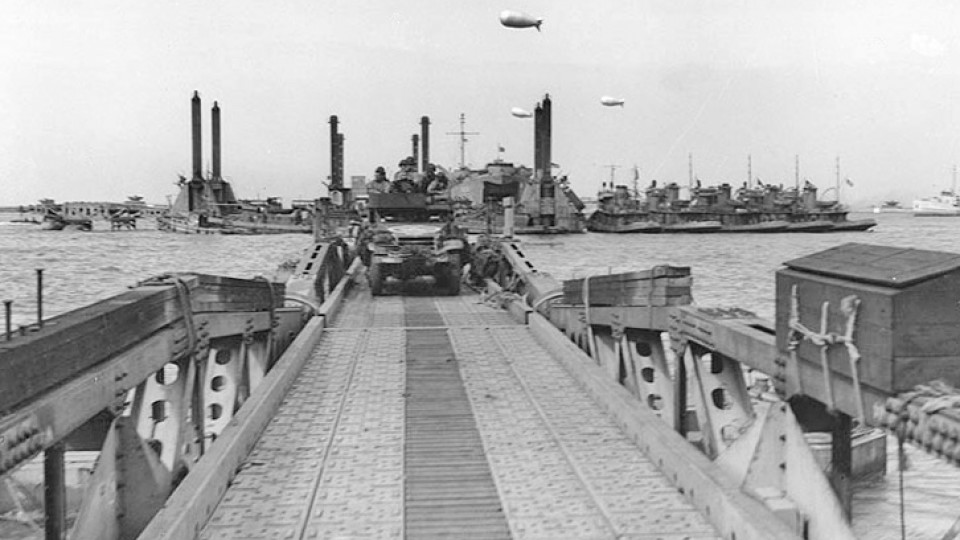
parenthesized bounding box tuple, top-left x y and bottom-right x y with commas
(428, 170, 449, 193)
(367, 166, 391, 193)
(391, 157, 419, 193)
(420, 163, 437, 192)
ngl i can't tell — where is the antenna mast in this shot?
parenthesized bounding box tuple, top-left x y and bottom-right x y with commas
(446, 113, 479, 169)
(836, 156, 841, 202)
(604, 164, 620, 185)
(795, 155, 800, 191)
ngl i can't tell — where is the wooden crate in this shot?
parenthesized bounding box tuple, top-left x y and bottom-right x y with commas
(775, 243, 960, 394)
(562, 266, 692, 307)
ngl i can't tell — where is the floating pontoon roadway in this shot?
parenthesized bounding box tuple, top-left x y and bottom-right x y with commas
(199, 284, 719, 540)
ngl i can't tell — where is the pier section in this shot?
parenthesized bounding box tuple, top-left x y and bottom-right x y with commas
(198, 283, 719, 539)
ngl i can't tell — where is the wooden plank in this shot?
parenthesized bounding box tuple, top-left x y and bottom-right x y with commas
(0, 283, 186, 414)
(671, 306, 779, 374)
(189, 274, 286, 313)
(562, 269, 692, 306)
(0, 275, 286, 416)
(549, 304, 674, 332)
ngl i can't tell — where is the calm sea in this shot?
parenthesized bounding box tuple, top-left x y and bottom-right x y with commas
(1, 211, 958, 538)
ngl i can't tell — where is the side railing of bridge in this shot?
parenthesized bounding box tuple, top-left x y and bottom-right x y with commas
(483, 239, 960, 540)
(0, 238, 354, 540)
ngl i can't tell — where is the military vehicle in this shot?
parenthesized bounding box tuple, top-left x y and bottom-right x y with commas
(358, 192, 468, 296)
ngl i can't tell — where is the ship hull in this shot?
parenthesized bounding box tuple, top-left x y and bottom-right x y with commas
(157, 215, 252, 235)
(662, 220, 723, 233)
(785, 220, 835, 232)
(913, 194, 960, 217)
(914, 209, 960, 217)
(586, 211, 662, 233)
(721, 220, 789, 233)
(587, 221, 662, 233)
(830, 218, 879, 232)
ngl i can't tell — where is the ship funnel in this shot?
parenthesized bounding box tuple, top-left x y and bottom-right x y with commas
(212, 101, 221, 180)
(412, 134, 420, 172)
(329, 115, 343, 189)
(420, 116, 430, 171)
(191, 91, 202, 181)
(541, 94, 552, 181)
(533, 103, 543, 178)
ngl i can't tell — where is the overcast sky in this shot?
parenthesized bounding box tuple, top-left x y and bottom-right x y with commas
(1, 1, 958, 207)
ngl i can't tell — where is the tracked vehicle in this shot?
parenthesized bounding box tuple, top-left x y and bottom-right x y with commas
(358, 192, 468, 295)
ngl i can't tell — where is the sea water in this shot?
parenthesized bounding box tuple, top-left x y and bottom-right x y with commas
(1, 211, 958, 538)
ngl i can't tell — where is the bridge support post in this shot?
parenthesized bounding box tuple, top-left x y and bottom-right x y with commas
(36, 268, 44, 329)
(829, 410, 853, 522)
(4, 300, 11, 341)
(44, 442, 66, 540)
(684, 345, 754, 458)
(623, 329, 674, 423)
(502, 196, 515, 238)
(673, 343, 688, 436)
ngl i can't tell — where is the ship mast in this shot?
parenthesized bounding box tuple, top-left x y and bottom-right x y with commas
(836, 156, 841, 202)
(795, 154, 800, 192)
(604, 164, 619, 186)
(747, 154, 752, 189)
(446, 113, 479, 169)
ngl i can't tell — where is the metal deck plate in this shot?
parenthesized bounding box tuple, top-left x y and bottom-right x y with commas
(200, 284, 718, 539)
(403, 297, 509, 539)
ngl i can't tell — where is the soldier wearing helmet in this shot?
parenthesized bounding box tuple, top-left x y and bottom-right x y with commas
(367, 166, 391, 193)
(391, 157, 419, 193)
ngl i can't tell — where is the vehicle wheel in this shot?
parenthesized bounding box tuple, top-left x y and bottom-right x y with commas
(445, 262, 461, 296)
(369, 261, 384, 296)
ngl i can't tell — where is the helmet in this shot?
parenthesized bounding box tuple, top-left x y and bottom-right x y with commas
(375, 166, 385, 173)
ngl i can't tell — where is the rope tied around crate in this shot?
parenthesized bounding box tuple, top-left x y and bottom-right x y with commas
(787, 284, 866, 425)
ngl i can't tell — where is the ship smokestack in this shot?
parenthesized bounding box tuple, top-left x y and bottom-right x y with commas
(542, 94, 552, 181)
(420, 116, 430, 171)
(337, 133, 344, 187)
(534, 103, 543, 178)
(212, 101, 221, 180)
(412, 134, 420, 172)
(329, 115, 342, 189)
(191, 91, 202, 180)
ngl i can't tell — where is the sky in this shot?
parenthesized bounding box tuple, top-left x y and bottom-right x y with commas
(1, 1, 959, 208)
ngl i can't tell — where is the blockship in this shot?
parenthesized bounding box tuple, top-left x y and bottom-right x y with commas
(449, 95, 586, 235)
(588, 180, 877, 233)
(157, 92, 313, 235)
(5, 190, 960, 539)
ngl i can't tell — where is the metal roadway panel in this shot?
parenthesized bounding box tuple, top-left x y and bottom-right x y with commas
(198, 284, 719, 539)
(402, 297, 509, 539)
